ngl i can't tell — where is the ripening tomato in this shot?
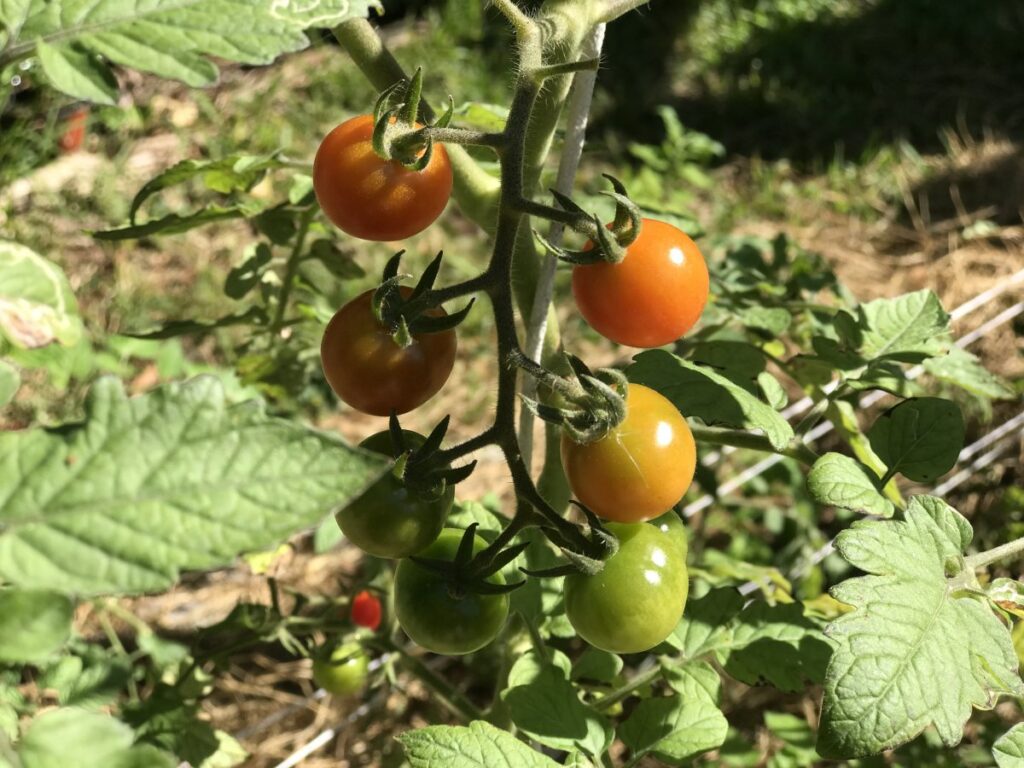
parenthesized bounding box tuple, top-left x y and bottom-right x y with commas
(351, 590, 383, 631)
(573, 218, 709, 347)
(393, 529, 509, 655)
(565, 519, 689, 654)
(313, 114, 453, 241)
(312, 642, 369, 697)
(561, 383, 696, 523)
(320, 287, 456, 416)
(336, 430, 452, 558)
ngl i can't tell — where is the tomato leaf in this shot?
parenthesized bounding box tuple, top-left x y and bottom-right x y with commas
(855, 290, 951, 362)
(807, 452, 895, 518)
(867, 397, 964, 482)
(16, 709, 177, 768)
(994, 723, 1024, 768)
(817, 496, 1024, 758)
(619, 670, 728, 764)
(923, 347, 1017, 400)
(0, 376, 388, 595)
(0, 589, 73, 663)
(0, 241, 82, 350)
(0, 360, 19, 407)
(19, 0, 383, 102)
(501, 650, 612, 758)
(628, 350, 795, 450)
(398, 720, 560, 768)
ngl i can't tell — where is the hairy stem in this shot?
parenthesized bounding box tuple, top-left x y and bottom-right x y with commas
(964, 536, 1024, 571)
(690, 426, 819, 466)
(270, 207, 314, 335)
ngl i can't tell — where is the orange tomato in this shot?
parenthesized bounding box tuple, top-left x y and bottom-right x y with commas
(313, 115, 453, 241)
(561, 383, 696, 523)
(573, 218, 709, 348)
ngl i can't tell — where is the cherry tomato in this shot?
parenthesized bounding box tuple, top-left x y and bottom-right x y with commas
(313, 114, 453, 241)
(573, 218, 709, 347)
(337, 430, 452, 558)
(393, 529, 509, 655)
(561, 384, 696, 523)
(312, 642, 369, 697)
(565, 519, 689, 654)
(350, 590, 383, 631)
(320, 287, 456, 416)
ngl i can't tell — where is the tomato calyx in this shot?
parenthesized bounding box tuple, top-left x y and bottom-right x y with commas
(409, 523, 527, 597)
(372, 251, 475, 347)
(516, 353, 627, 444)
(535, 175, 642, 266)
(383, 413, 478, 499)
(370, 67, 455, 170)
(521, 502, 618, 579)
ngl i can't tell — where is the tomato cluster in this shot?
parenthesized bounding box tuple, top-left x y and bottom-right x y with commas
(314, 109, 706, 658)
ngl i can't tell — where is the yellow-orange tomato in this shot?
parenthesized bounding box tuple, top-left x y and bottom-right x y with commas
(561, 384, 696, 523)
(320, 288, 456, 416)
(573, 218, 709, 348)
(313, 114, 453, 241)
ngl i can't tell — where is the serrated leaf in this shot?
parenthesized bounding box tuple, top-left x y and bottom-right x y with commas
(757, 371, 788, 409)
(629, 350, 794, 450)
(0, 376, 388, 595)
(502, 652, 611, 757)
(398, 720, 560, 768)
(807, 452, 894, 517)
(663, 659, 721, 703)
(720, 601, 831, 692)
(868, 397, 964, 482)
(666, 588, 745, 658)
(16, 0, 381, 100)
(995, 723, 1024, 768)
(0, 360, 19, 407)
(36, 39, 118, 104)
(619, 691, 728, 764)
(0, 0, 31, 34)
(0, 589, 72, 662)
(124, 307, 265, 340)
(737, 306, 791, 334)
(856, 290, 951, 362)
(224, 244, 273, 300)
(0, 241, 82, 349)
(818, 496, 1024, 758)
(924, 347, 1016, 400)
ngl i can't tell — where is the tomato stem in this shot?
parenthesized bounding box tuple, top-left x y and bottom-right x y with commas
(270, 207, 314, 336)
(690, 426, 819, 466)
(963, 535, 1024, 571)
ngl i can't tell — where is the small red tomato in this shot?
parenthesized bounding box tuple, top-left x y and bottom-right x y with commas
(59, 105, 89, 154)
(313, 114, 453, 241)
(320, 287, 457, 416)
(573, 218, 709, 348)
(351, 590, 382, 631)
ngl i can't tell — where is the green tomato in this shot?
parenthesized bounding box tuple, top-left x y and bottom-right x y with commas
(336, 430, 453, 558)
(652, 510, 689, 559)
(394, 528, 510, 655)
(565, 519, 689, 654)
(312, 642, 369, 697)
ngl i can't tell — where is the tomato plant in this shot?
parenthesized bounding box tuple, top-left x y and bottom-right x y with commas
(393, 529, 510, 655)
(312, 642, 370, 697)
(320, 287, 457, 416)
(560, 383, 696, 522)
(336, 429, 452, 558)
(313, 114, 453, 242)
(573, 218, 709, 348)
(564, 518, 689, 654)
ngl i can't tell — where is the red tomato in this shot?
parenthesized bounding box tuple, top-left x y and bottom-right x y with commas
(351, 590, 382, 631)
(320, 287, 456, 416)
(561, 383, 696, 523)
(573, 218, 709, 348)
(313, 114, 453, 241)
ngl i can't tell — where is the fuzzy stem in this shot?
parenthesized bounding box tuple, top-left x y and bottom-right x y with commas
(690, 426, 820, 466)
(964, 536, 1024, 571)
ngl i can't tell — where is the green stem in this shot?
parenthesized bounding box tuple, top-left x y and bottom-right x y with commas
(593, 663, 663, 711)
(690, 426, 819, 466)
(964, 536, 1024, 570)
(270, 207, 314, 335)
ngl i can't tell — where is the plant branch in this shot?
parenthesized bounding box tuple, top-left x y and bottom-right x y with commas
(374, 638, 483, 721)
(593, 662, 663, 710)
(690, 426, 819, 466)
(964, 536, 1024, 571)
(270, 207, 314, 335)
